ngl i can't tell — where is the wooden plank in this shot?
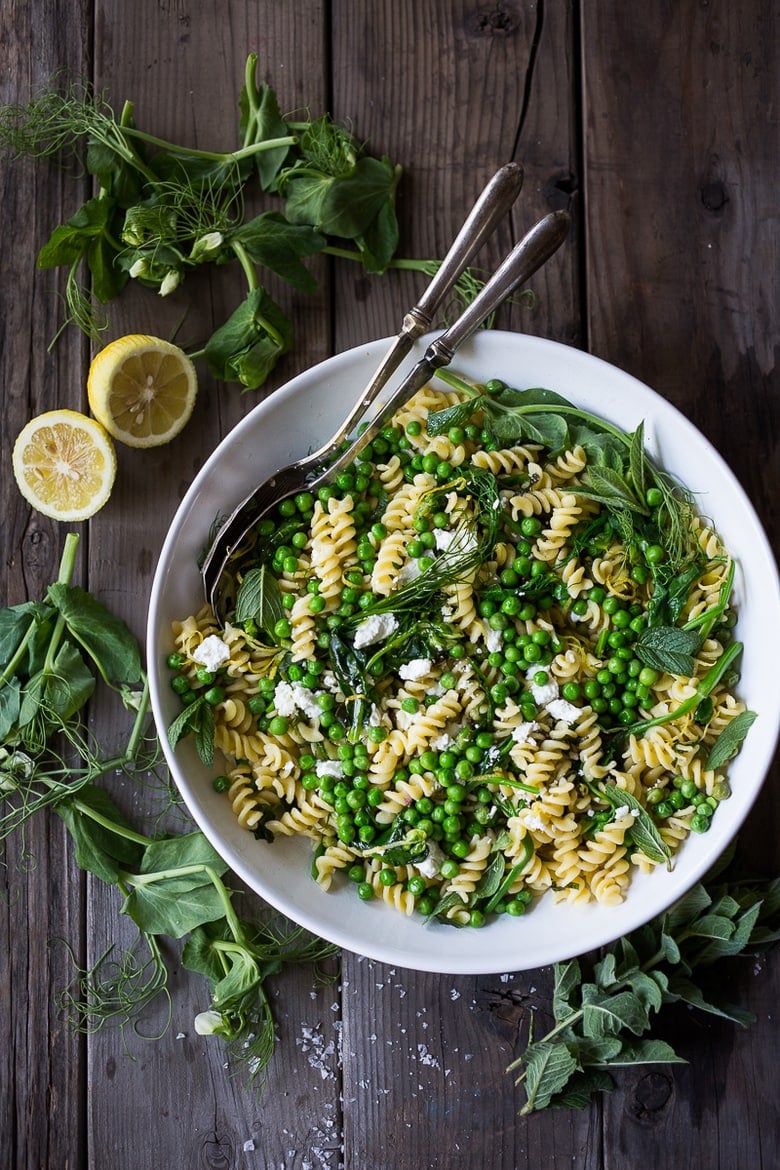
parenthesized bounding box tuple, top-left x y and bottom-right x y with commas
(581, 2, 779, 1165)
(330, 0, 579, 354)
(0, 3, 92, 1167)
(82, 3, 337, 1167)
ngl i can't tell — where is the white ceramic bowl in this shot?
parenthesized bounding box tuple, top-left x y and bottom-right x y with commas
(147, 331, 780, 974)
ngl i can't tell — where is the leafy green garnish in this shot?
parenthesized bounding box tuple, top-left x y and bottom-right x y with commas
(0, 532, 339, 1084)
(634, 625, 703, 677)
(508, 846, 780, 1113)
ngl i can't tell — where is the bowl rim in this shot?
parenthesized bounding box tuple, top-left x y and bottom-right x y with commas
(147, 329, 780, 974)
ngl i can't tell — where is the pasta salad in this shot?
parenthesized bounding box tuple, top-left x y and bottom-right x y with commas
(166, 372, 753, 928)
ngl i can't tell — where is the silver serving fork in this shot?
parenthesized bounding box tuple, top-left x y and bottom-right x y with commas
(203, 201, 569, 621)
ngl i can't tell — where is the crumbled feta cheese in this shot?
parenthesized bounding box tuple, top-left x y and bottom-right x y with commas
(511, 721, 540, 745)
(434, 529, 455, 551)
(414, 841, 445, 879)
(353, 612, 399, 649)
(321, 670, 340, 694)
(399, 658, 432, 681)
(430, 732, 454, 751)
(612, 805, 636, 822)
(523, 811, 548, 833)
(273, 680, 321, 721)
(546, 698, 581, 724)
(192, 634, 230, 673)
(441, 605, 453, 621)
(526, 669, 559, 706)
(316, 759, 344, 779)
(484, 623, 503, 653)
(396, 559, 421, 586)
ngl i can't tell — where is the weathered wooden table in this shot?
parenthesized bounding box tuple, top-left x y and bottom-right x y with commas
(2, 3, 777, 1167)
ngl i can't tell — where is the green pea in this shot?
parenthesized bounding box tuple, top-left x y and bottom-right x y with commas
(268, 715, 289, 736)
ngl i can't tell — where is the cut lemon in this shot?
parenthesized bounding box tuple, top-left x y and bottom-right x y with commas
(87, 334, 198, 448)
(12, 409, 117, 522)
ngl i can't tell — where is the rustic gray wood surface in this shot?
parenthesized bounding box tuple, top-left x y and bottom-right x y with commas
(1, 2, 777, 1167)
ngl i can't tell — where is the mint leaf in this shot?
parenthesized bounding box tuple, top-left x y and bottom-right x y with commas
(234, 563, 285, 635)
(518, 1040, 579, 1113)
(635, 625, 702, 676)
(705, 709, 757, 770)
(581, 986, 649, 1039)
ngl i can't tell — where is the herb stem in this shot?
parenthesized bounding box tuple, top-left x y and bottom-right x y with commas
(118, 123, 295, 165)
(42, 532, 80, 673)
(231, 239, 259, 291)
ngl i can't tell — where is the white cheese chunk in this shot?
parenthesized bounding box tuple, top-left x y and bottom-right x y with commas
(511, 721, 541, 745)
(192, 634, 231, 673)
(414, 840, 445, 879)
(398, 658, 432, 682)
(484, 623, 503, 653)
(353, 612, 399, 649)
(315, 759, 344, 779)
(526, 670, 559, 706)
(273, 680, 322, 721)
(545, 698, 582, 724)
(434, 529, 455, 551)
(395, 559, 421, 586)
(612, 805, 636, 822)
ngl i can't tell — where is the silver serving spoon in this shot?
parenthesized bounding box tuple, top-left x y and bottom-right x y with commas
(203, 205, 569, 621)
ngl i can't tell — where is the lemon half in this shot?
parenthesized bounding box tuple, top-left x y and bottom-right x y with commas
(87, 334, 198, 448)
(12, 409, 117, 521)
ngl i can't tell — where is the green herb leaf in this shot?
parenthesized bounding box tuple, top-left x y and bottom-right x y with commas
(552, 959, 582, 1022)
(605, 1038, 685, 1066)
(181, 923, 227, 984)
(122, 879, 227, 939)
(628, 422, 648, 501)
(18, 641, 96, 740)
(212, 948, 263, 1007)
(544, 1069, 615, 1110)
(580, 985, 649, 1039)
(602, 784, 672, 869)
(518, 1041, 579, 1113)
(239, 79, 292, 191)
(705, 709, 757, 771)
(0, 678, 22, 740)
(634, 625, 702, 676)
(167, 695, 216, 767)
(234, 564, 285, 635)
(283, 154, 398, 241)
(425, 396, 484, 438)
(580, 465, 647, 513)
(139, 829, 228, 877)
(37, 196, 112, 268)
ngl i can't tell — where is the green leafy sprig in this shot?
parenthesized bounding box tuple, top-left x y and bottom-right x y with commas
(0, 55, 495, 390)
(0, 534, 338, 1081)
(508, 845, 780, 1113)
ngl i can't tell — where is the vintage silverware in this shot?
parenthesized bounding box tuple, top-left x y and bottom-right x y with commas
(203, 203, 570, 621)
